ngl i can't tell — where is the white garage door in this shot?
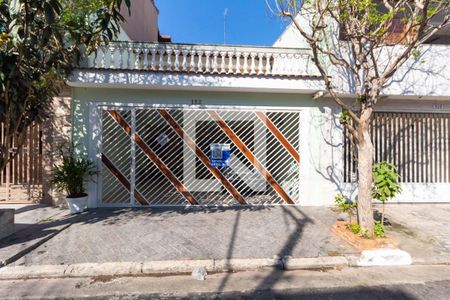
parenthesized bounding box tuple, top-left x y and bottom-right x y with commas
(99, 106, 300, 206)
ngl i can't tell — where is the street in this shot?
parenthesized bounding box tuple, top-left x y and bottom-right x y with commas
(210, 280, 450, 300)
(0, 265, 449, 299)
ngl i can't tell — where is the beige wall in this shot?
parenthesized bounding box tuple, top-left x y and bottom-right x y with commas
(120, 0, 159, 42)
(42, 88, 72, 207)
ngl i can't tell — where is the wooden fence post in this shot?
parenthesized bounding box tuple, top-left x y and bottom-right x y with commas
(41, 118, 53, 205)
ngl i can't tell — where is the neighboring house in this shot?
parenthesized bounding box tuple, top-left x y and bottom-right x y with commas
(66, 0, 450, 208)
(275, 13, 450, 204)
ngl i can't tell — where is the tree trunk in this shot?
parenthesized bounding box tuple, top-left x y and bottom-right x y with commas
(0, 126, 11, 173)
(356, 124, 375, 237)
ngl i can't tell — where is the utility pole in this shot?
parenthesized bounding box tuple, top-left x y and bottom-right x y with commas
(224, 8, 228, 44)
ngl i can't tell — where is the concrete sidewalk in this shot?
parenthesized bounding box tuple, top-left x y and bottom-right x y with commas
(382, 204, 450, 265)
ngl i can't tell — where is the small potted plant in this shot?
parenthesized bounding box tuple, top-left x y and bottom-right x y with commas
(50, 144, 97, 214)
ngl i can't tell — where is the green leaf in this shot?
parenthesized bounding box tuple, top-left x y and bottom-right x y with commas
(8, 0, 21, 16)
(0, 0, 125, 172)
(372, 161, 402, 202)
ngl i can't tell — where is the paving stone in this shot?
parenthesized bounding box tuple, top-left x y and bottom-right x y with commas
(382, 204, 450, 264)
(10, 206, 358, 266)
(0, 209, 14, 240)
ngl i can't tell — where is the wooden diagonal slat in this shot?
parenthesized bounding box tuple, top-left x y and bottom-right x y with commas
(101, 153, 147, 205)
(157, 109, 247, 205)
(255, 111, 300, 164)
(107, 110, 199, 205)
(207, 110, 295, 205)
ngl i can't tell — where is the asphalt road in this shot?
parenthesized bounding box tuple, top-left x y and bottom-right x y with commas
(1, 265, 449, 300)
(69, 280, 450, 300)
(192, 280, 450, 300)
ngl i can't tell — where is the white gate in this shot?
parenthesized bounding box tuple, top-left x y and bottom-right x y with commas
(98, 106, 300, 206)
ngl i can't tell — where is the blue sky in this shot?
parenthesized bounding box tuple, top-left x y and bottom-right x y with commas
(155, 0, 291, 46)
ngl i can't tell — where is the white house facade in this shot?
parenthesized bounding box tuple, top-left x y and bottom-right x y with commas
(67, 1, 450, 208)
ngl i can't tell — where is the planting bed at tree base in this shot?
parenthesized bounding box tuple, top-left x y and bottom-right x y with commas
(332, 221, 398, 251)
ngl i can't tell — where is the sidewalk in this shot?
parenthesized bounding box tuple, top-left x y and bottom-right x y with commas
(382, 204, 450, 265)
(0, 204, 71, 267)
(1, 204, 450, 279)
(10, 206, 357, 266)
(0, 204, 66, 233)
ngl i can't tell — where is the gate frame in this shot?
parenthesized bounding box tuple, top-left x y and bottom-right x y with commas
(88, 102, 303, 208)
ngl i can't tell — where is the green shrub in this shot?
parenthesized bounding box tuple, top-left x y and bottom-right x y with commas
(346, 221, 385, 238)
(347, 223, 361, 235)
(374, 221, 385, 238)
(372, 161, 402, 225)
(334, 193, 357, 223)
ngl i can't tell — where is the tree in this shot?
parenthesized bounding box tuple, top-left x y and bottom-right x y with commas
(372, 161, 402, 226)
(0, 0, 130, 172)
(268, 0, 450, 236)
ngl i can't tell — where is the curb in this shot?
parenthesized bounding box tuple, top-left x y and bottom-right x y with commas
(283, 256, 349, 270)
(0, 256, 348, 280)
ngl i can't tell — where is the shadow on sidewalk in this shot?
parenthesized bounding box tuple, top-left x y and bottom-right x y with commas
(1, 205, 355, 268)
(0, 213, 81, 250)
(217, 205, 314, 293)
(0, 205, 276, 254)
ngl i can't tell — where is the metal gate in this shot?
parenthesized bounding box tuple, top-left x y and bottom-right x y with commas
(1, 123, 43, 203)
(99, 106, 300, 206)
(344, 112, 450, 183)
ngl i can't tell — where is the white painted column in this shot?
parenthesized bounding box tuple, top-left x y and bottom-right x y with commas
(130, 109, 136, 206)
(88, 103, 102, 209)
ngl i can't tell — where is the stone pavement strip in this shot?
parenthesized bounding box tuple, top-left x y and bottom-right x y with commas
(0, 206, 78, 267)
(11, 206, 357, 266)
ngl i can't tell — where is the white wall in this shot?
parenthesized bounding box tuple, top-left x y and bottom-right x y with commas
(72, 87, 344, 207)
(329, 44, 450, 98)
(274, 11, 450, 98)
(299, 104, 345, 205)
(343, 183, 450, 204)
(273, 15, 310, 48)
